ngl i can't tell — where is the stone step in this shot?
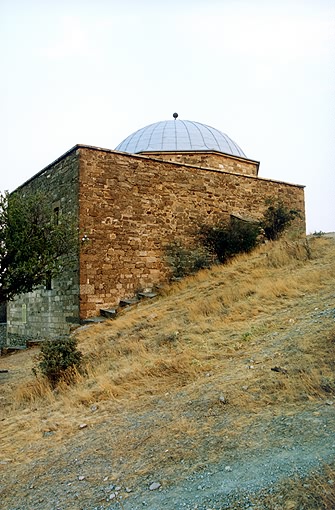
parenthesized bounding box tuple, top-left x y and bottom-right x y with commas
(26, 339, 45, 348)
(137, 291, 158, 300)
(82, 316, 107, 324)
(100, 308, 118, 319)
(119, 297, 140, 308)
(1, 345, 27, 355)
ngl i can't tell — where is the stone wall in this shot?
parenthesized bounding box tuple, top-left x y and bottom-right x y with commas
(7, 149, 80, 344)
(78, 147, 305, 318)
(0, 324, 6, 350)
(143, 151, 259, 176)
(6, 143, 305, 337)
(0, 302, 6, 322)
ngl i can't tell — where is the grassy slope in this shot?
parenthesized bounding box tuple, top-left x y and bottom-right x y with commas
(1, 236, 335, 508)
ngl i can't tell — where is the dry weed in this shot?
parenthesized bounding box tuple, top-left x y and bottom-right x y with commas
(12, 377, 55, 406)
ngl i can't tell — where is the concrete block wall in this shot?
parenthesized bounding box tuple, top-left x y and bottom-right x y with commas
(0, 324, 6, 349)
(7, 149, 80, 344)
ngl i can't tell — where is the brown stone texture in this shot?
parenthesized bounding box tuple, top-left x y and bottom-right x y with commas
(142, 151, 259, 176)
(78, 147, 305, 318)
(6, 144, 305, 340)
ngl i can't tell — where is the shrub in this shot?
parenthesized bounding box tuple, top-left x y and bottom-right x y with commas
(165, 242, 212, 278)
(320, 376, 335, 394)
(198, 217, 261, 263)
(261, 200, 300, 241)
(37, 337, 83, 387)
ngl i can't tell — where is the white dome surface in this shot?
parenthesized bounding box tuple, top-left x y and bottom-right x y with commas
(115, 119, 246, 158)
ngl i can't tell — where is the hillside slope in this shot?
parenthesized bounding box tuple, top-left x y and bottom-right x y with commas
(1, 236, 335, 509)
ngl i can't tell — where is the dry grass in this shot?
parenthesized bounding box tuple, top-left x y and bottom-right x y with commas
(1, 235, 335, 500)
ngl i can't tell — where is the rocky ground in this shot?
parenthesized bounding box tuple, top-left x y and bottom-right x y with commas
(2, 401, 334, 510)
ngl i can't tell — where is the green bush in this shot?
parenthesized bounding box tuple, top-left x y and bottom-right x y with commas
(165, 201, 300, 277)
(261, 200, 300, 241)
(37, 337, 83, 387)
(198, 217, 260, 263)
(165, 242, 212, 278)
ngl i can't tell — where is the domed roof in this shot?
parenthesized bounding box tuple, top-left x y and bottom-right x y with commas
(115, 118, 246, 158)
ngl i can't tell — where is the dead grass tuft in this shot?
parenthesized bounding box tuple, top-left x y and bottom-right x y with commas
(13, 377, 55, 406)
(262, 238, 312, 268)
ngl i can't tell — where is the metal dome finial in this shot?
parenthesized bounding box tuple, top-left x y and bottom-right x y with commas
(173, 112, 178, 120)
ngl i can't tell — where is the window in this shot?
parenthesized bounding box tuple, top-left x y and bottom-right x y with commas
(45, 271, 52, 290)
(53, 206, 60, 225)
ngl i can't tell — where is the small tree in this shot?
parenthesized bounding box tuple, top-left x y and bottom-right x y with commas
(37, 337, 83, 387)
(261, 200, 300, 241)
(199, 217, 260, 263)
(0, 190, 77, 302)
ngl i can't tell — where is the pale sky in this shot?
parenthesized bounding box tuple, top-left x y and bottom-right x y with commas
(1, 0, 334, 233)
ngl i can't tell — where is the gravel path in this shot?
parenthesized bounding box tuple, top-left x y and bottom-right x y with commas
(2, 402, 334, 510)
(127, 405, 335, 510)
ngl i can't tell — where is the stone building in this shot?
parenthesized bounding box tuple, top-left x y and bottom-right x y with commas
(6, 117, 305, 344)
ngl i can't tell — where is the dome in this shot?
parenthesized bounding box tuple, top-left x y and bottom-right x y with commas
(115, 119, 246, 158)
